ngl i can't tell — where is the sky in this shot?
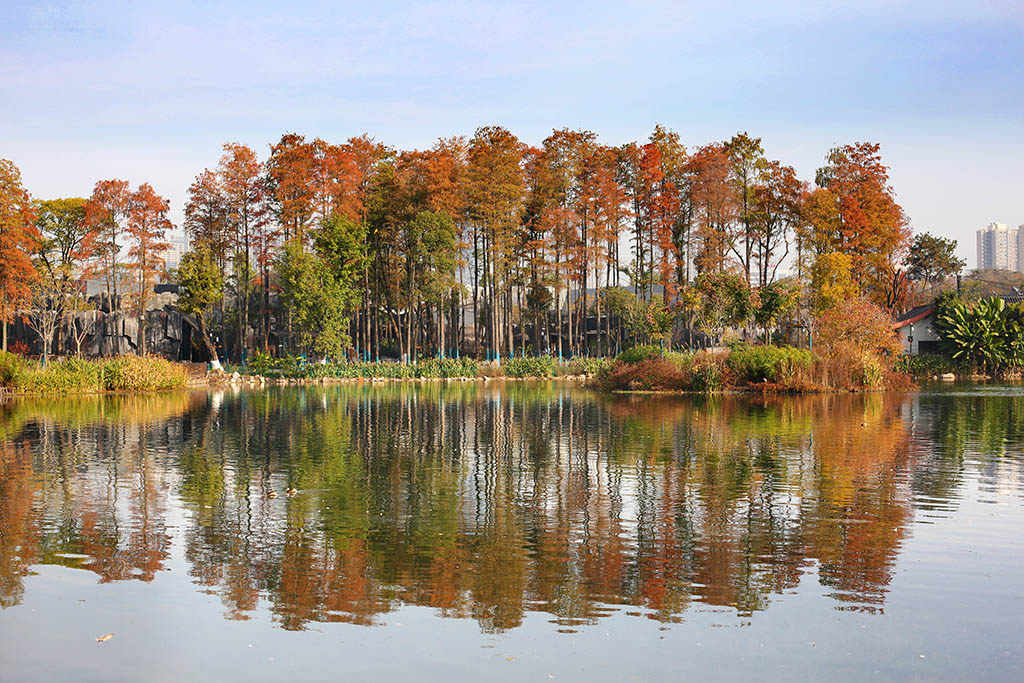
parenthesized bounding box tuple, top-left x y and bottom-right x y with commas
(2, 0, 1022, 267)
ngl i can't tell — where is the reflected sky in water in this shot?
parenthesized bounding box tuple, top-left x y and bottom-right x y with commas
(1, 382, 1023, 681)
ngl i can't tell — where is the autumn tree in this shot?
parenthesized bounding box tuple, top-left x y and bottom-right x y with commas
(688, 144, 736, 275)
(216, 143, 268, 358)
(184, 170, 229, 270)
(751, 161, 803, 287)
(464, 126, 524, 361)
(0, 159, 39, 351)
(804, 142, 910, 310)
(725, 132, 766, 284)
(126, 183, 172, 354)
(810, 251, 859, 313)
(86, 179, 136, 311)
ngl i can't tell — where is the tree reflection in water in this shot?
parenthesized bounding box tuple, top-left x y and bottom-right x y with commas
(1, 383, 1019, 632)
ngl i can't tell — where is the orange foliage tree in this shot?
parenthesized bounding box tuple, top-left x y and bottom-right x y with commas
(0, 159, 39, 351)
(127, 183, 172, 354)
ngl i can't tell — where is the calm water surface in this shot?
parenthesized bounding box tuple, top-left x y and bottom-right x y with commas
(1, 381, 1023, 681)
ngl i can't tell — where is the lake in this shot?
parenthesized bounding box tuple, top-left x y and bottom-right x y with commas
(1, 381, 1022, 681)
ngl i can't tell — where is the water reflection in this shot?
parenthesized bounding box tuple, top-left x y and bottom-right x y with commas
(1, 383, 1022, 632)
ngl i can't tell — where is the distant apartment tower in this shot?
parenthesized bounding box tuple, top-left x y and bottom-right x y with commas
(164, 232, 189, 272)
(976, 222, 1019, 271)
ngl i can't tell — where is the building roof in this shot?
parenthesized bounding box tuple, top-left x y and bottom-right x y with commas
(893, 304, 936, 329)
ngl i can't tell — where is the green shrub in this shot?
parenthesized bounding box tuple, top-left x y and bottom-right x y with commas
(615, 345, 661, 364)
(561, 356, 609, 376)
(414, 357, 480, 378)
(0, 351, 28, 388)
(727, 345, 812, 384)
(663, 351, 694, 371)
(503, 355, 557, 378)
(691, 360, 723, 392)
(248, 351, 278, 375)
(893, 353, 961, 377)
(103, 355, 187, 391)
(0, 354, 186, 394)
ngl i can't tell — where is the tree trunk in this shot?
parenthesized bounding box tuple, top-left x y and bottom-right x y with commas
(197, 313, 222, 370)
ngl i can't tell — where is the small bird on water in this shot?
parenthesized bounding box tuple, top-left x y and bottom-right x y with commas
(268, 491, 278, 498)
(286, 488, 298, 496)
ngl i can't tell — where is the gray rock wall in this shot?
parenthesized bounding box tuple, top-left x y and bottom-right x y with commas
(9, 308, 198, 360)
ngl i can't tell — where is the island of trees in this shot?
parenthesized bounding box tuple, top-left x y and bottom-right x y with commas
(0, 125, 974, 392)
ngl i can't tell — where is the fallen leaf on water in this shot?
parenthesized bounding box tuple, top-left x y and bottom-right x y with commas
(96, 633, 114, 643)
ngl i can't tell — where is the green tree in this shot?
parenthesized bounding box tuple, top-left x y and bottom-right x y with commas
(906, 233, 965, 293)
(754, 280, 800, 342)
(692, 271, 753, 340)
(177, 243, 226, 369)
(276, 238, 356, 360)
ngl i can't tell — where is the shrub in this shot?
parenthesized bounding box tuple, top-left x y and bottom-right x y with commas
(727, 345, 812, 384)
(561, 356, 610, 376)
(691, 360, 723, 392)
(248, 351, 278, 375)
(103, 355, 188, 391)
(414, 357, 480, 378)
(0, 354, 186, 394)
(813, 298, 904, 389)
(894, 353, 962, 377)
(601, 357, 688, 391)
(503, 355, 557, 378)
(615, 345, 661, 364)
(0, 351, 28, 388)
(663, 351, 694, 371)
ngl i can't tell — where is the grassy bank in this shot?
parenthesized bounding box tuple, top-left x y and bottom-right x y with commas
(248, 352, 609, 380)
(0, 352, 188, 394)
(596, 344, 911, 393)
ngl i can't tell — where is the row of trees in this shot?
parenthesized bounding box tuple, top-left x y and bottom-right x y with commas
(1, 125, 956, 362)
(0, 159, 173, 359)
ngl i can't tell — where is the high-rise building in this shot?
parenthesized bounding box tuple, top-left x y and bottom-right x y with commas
(164, 231, 189, 273)
(976, 222, 1017, 271)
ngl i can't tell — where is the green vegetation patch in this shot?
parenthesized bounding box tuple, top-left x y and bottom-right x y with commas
(727, 345, 812, 384)
(0, 352, 187, 394)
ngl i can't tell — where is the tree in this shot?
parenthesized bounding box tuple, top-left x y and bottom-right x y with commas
(754, 280, 800, 342)
(85, 179, 132, 309)
(906, 233, 965, 293)
(691, 271, 753, 341)
(464, 126, 524, 361)
(396, 211, 458, 361)
(751, 161, 803, 287)
(26, 267, 60, 366)
(126, 183, 172, 355)
(688, 144, 736, 275)
(0, 159, 39, 351)
(313, 214, 365, 351)
(34, 197, 96, 354)
(275, 238, 354, 359)
(806, 142, 910, 308)
(177, 243, 225, 370)
(725, 132, 766, 284)
(218, 143, 267, 359)
(810, 251, 859, 313)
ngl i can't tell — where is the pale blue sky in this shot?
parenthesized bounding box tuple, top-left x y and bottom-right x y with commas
(2, 0, 1022, 266)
